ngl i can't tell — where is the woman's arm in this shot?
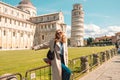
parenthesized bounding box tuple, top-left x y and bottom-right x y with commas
(33, 41, 50, 50)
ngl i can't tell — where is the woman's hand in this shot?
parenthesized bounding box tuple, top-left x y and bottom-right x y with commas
(31, 45, 40, 51)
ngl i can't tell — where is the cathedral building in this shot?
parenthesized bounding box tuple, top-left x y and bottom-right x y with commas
(70, 4, 84, 47)
(0, 0, 66, 49)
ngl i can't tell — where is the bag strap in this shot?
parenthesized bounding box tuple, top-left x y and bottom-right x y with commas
(53, 41, 56, 48)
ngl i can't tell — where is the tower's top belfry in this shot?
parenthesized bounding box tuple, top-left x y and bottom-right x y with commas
(73, 3, 83, 10)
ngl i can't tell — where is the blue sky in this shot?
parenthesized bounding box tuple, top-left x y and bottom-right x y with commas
(1, 0, 120, 38)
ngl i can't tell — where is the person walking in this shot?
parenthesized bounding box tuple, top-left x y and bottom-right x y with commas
(33, 29, 71, 80)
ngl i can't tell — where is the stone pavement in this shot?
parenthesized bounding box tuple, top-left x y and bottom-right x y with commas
(79, 55, 120, 80)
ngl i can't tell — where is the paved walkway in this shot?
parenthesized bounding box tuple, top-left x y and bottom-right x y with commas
(79, 55, 120, 80)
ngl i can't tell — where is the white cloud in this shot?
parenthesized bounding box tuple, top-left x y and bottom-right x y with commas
(85, 24, 101, 33)
(66, 24, 120, 38)
(107, 26, 120, 32)
(84, 24, 101, 38)
(84, 24, 120, 38)
(66, 25, 71, 38)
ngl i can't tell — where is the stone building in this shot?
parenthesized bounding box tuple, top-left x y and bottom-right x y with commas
(94, 32, 120, 45)
(0, 0, 66, 49)
(70, 4, 84, 47)
(95, 36, 112, 42)
(30, 12, 66, 45)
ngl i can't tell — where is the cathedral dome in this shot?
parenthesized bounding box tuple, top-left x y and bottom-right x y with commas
(17, 0, 37, 17)
(17, 0, 36, 10)
(19, 0, 33, 6)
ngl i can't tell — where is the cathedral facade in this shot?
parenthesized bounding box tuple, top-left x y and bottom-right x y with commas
(0, 0, 66, 49)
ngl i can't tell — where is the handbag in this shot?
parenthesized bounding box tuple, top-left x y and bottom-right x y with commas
(47, 42, 55, 60)
(43, 58, 51, 65)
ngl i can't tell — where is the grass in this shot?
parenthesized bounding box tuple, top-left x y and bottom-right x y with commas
(68, 46, 114, 59)
(0, 46, 114, 76)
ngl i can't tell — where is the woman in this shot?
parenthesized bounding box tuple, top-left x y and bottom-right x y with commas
(33, 29, 71, 80)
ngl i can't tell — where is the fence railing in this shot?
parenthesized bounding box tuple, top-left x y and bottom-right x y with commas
(25, 65, 51, 80)
(0, 48, 117, 80)
(69, 48, 117, 80)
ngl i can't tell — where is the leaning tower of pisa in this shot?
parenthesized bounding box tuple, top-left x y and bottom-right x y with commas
(71, 4, 84, 47)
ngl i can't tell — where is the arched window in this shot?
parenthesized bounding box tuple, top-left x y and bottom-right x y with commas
(21, 33, 23, 37)
(25, 10, 30, 14)
(0, 16, 1, 22)
(28, 34, 30, 38)
(42, 35, 44, 40)
(3, 30, 6, 36)
(13, 32, 15, 37)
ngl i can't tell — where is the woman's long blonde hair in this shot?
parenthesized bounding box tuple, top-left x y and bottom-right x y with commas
(55, 29, 66, 43)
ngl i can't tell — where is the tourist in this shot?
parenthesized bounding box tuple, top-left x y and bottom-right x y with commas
(33, 29, 71, 80)
(115, 41, 119, 49)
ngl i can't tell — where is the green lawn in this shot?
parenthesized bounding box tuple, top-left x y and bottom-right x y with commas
(0, 46, 114, 76)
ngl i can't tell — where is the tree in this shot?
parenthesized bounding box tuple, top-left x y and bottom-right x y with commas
(87, 37, 94, 46)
